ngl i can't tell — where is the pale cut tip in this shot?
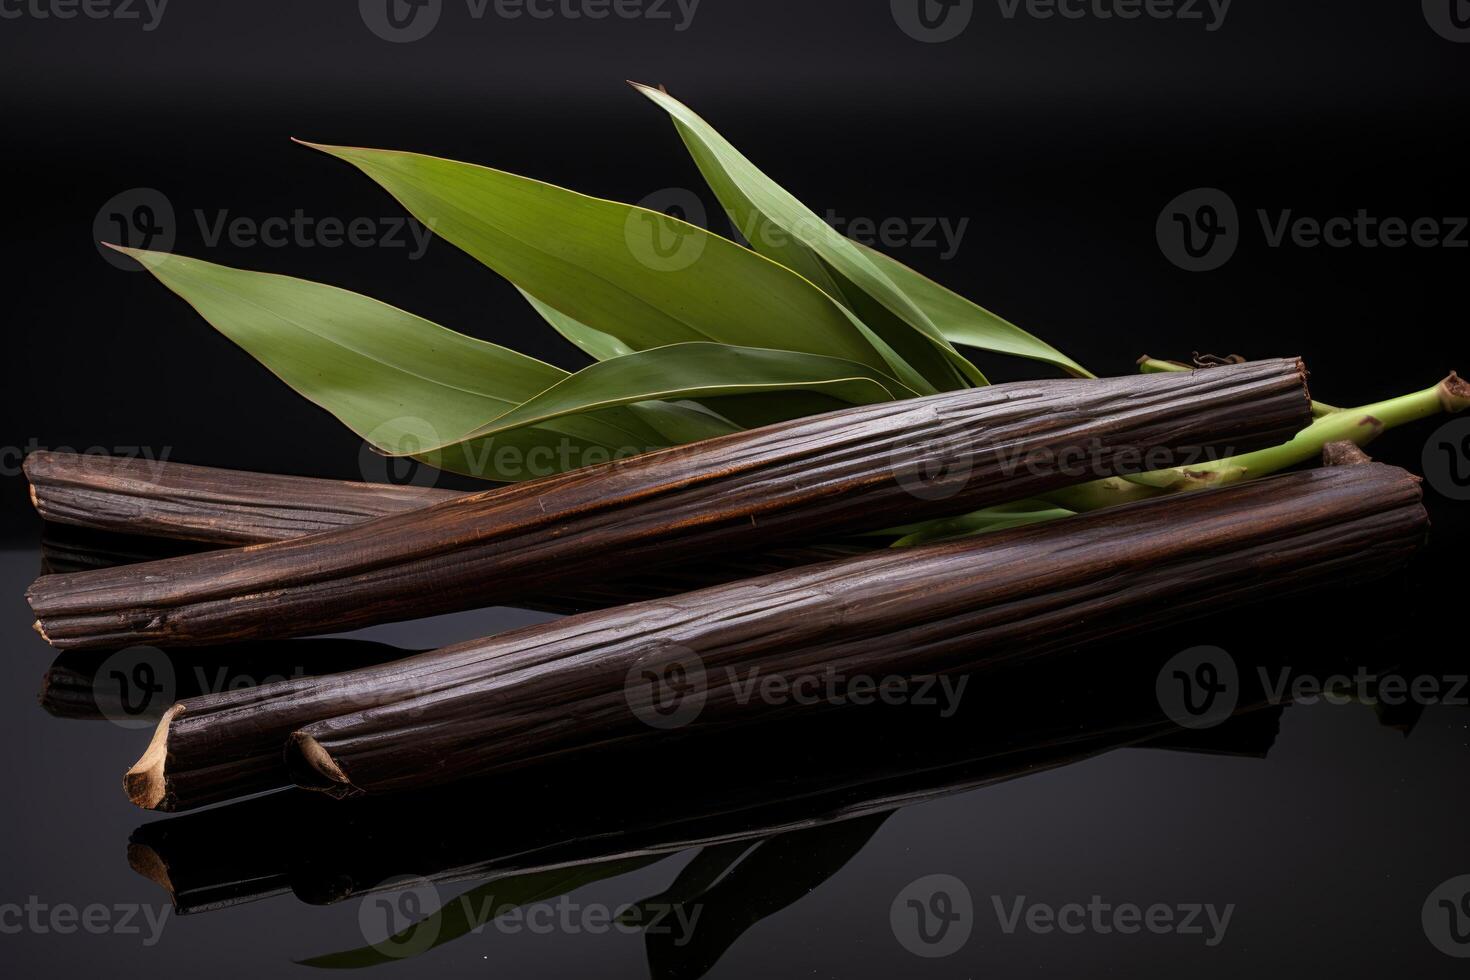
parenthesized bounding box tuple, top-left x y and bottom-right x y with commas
(125, 704, 183, 810)
(1322, 441, 1373, 467)
(1439, 371, 1469, 413)
(287, 731, 358, 799)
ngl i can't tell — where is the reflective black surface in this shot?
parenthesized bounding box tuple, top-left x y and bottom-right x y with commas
(4, 530, 1470, 977)
(3, 1, 1468, 975)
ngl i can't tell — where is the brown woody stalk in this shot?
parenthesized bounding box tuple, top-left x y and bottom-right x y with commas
(286, 463, 1424, 799)
(28, 455, 866, 614)
(23, 451, 457, 545)
(29, 361, 1311, 650)
(124, 460, 1421, 811)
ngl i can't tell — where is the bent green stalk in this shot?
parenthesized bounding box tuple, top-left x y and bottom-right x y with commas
(902, 371, 1465, 545)
(1045, 372, 1466, 513)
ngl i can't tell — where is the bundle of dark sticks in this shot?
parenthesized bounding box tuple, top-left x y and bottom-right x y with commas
(20, 359, 1460, 811)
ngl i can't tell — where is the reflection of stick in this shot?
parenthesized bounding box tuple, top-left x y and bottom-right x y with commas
(29, 362, 1312, 650)
(126, 632, 1285, 915)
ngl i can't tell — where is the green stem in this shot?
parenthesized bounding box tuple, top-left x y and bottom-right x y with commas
(890, 370, 1464, 547)
(1046, 373, 1465, 513)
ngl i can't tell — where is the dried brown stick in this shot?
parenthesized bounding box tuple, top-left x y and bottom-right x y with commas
(24, 451, 456, 545)
(29, 362, 1312, 650)
(285, 462, 1424, 799)
(33, 504, 866, 617)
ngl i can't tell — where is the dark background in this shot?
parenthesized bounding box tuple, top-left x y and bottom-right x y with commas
(1, 2, 1468, 978)
(1, 0, 1466, 535)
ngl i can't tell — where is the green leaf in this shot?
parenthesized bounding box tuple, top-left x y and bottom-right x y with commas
(295, 139, 902, 383)
(889, 501, 1075, 548)
(423, 342, 912, 452)
(517, 285, 633, 361)
(853, 242, 1095, 379)
(630, 82, 987, 391)
(110, 247, 675, 481)
(298, 855, 667, 969)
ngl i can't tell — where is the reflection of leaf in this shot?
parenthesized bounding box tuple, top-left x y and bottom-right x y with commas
(298, 854, 667, 969)
(644, 814, 890, 980)
(617, 840, 756, 925)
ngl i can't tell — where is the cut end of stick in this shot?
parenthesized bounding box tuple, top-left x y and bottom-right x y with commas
(286, 731, 359, 799)
(1439, 372, 1469, 414)
(1322, 441, 1373, 467)
(125, 705, 183, 810)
